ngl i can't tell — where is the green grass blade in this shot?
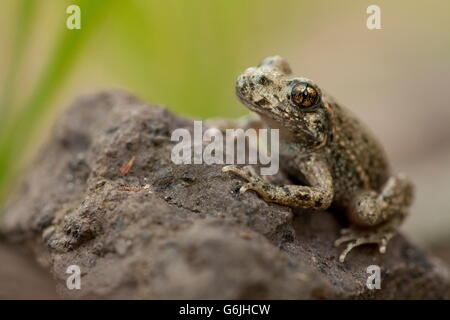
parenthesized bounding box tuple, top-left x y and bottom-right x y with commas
(0, 0, 116, 208)
(0, 0, 37, 129)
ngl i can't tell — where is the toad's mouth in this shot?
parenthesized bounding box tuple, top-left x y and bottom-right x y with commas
(235, 90, 278, 119)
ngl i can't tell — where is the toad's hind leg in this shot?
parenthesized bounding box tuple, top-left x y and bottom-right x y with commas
(335, 174, 414, 262)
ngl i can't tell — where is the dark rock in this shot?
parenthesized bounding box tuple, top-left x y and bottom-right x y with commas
(1, 90, 449, 299)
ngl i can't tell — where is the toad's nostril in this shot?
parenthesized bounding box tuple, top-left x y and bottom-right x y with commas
(256, 75, 272, 86)
(236, 78, 249, 95)
(236, 74, 249, 87)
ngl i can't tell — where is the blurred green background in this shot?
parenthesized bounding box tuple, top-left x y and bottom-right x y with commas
(1, 0, 450, 247)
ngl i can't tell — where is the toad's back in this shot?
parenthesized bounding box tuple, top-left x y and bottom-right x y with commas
(321, 99, 390, 206)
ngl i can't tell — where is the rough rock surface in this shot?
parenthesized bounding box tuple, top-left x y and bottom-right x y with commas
(1, 91, 449, 299)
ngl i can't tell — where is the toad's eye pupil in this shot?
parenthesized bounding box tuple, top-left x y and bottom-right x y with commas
(290, 82, 319, 108)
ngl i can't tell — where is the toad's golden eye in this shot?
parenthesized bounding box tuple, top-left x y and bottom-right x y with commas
(290, 82, 320, 109)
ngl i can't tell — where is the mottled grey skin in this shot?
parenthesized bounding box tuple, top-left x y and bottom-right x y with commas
(223, 56, 414, 262)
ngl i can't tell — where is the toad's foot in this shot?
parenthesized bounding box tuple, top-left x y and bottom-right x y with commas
(334, 225, 397, 263)
(222, 165, 269, 195)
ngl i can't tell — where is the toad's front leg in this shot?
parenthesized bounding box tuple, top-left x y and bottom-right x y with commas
(223, 156, 334, 210)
